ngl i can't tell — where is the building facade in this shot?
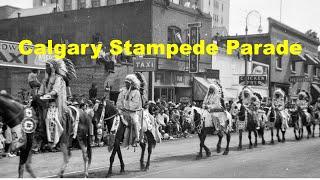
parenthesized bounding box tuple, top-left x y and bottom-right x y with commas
(219, 18, 320, 102)
(0, 0, 212, 103)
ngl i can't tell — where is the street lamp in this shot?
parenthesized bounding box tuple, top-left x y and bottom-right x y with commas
(245, 10, 263, 86)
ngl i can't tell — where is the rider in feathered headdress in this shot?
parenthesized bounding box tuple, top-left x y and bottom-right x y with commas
(202, 81, 230, 131)
(296, 90, 312, 125)
(38, 58, 77, 147)
(116, 74, 142, 147)
(249, 92, 267, 144)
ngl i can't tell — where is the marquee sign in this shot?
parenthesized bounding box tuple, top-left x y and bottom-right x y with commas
(289, 76, 314, 83)
(133, 58, 156, 72)
(0, 40, 53, 69)
(189, 24, 200, 73)
(239, 75, 268, 86)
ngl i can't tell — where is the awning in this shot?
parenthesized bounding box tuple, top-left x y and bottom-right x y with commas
(304, 54, 319, 65)
(290, 54, 306, 62)
(193, 77, 235, 101)
(312, 84, 320, 94)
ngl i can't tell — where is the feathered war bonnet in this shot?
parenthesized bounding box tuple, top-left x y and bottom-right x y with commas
(273, 88, 286, 101)
(46, 58, 77, 86)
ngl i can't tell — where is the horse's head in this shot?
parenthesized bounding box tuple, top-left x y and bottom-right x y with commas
(0, 94, 24, 128)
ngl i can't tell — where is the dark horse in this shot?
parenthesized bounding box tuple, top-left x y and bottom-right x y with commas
(237, 106, 266, 150)
(0, 94, 36, 178)
(94, 100, 157, 177)
(183, 106, 231, 158)
(268, 107, 286, 143)
(290, 108, 312, 140)
(24, 96, 92, 177)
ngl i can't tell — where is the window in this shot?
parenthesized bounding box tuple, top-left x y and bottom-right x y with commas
(41, 0, 46, 6)
(209, 0, 210, 6)
(176, 74, 184, 83)
(276, 55, 282, 69)
(168, 26, 182, 58)
(222, 3, 224, 11)
(91, 0, 100, 7)
(214, 0, 219, 9)
(78, 0, 86, 9)
(313, 67, 317, 76)
(291, 61, 296, 72)
(304, 62, 308, 74)
(106, 0, 116, 5)
(51, 0, 57, 4)
(64, 0, 72, 11)
(155, 72, 165, 84)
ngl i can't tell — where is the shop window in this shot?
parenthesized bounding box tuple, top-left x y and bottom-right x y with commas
(304, 62, 308, 74)
(64, 0, 72, 10)
(78, 0, 86, 9)
(291, 61, 296, 72)
(92, 0, 100, 7)
(155, 72, 165, 84)
(176, 74, 184, 83)
(154, 88, 160, 101)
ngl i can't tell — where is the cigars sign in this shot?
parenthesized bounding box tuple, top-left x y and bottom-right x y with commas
(239, 75, 268, 86)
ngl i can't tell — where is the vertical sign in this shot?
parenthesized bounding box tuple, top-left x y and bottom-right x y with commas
(188, 23, 201, 73)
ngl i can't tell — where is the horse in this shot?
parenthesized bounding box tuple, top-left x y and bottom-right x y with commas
(237, 105, 266, 149)
(30, 95, 92, 178)
(183, 106, 232, 158)
(267, 107, 288, 143)
(290, 108, 312, 140)
(0, 94, 37, 178)
(94, 100, 157, 177)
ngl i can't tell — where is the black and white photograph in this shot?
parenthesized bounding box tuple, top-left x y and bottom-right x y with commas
(0, 0, 320, 178)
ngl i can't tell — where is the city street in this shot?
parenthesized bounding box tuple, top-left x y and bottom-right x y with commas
(1, 128, 320, 178)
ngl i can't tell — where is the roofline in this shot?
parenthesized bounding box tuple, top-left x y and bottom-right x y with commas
(0, 5, 21, 9)
(217, 33, 269, 40)
(268, 17, 320, 46)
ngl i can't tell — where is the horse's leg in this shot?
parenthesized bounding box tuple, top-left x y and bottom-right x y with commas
(270, 127, 274, 144)
(216, 131, 222, 153)
(196, 132, 203, 159)
(107, 143, 118, 177)
(25, 149, 36, 178)
(201, 129, 211, 157)
(294, 125, 299, 140)
(253, 130, 258, 147)
(276, 128, 281, 142)
(261, 128, 266, 145)
(140, 142, 146, 170)
(58, 143, 71, 178)
(145, 142, 153, 171)
(312, 123, 315, 138)
(223, 132, 230, 155)
(116, 146, 125, 173)
(248, 130, 253, 149)
(238, 129, 243, 150)
(78, 140, 89, 178)
(281, 130, 286, 142)
(307, 125, 311, 139)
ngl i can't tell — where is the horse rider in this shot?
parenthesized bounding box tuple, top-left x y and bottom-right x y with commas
(38, 58, 76, 147)
(249, 92, 267, 144)
(202, 82, 229, 132)
(116, 74, 142, 147)
(296, 90, 312, 126)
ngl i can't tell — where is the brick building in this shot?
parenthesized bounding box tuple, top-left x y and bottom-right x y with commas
(219, 18, 320, 102)
(0, 0, 212, 102)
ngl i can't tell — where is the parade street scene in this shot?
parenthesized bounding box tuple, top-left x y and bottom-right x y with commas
(0, 0, 320, 178)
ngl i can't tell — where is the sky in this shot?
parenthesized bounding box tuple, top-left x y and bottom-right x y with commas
(0, 0, 320, 37)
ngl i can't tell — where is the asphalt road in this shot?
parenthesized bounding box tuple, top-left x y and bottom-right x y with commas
(1, 128, 320, 178)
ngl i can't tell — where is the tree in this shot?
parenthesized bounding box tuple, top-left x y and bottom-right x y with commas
(305, 29, 319, 41)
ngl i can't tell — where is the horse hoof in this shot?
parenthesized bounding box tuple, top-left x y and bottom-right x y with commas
(254, 143, 257, 147)
(237, 146, 242, 150)
(216, 146, 221, 153)
(270, 140, 274, 145)
(277, 139, 281, 142)
(249, 145, 253, 149)
(196, 154, 203, 160)
(262, 140, 266, 145)
(206, 151, 211, 157)
(144, 166, 149, 171)
(223, 151, 229, 155)
(140, 164, 145, 171)
(120, 169, 125, 174)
